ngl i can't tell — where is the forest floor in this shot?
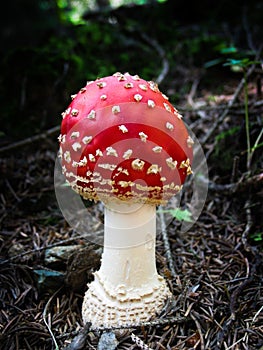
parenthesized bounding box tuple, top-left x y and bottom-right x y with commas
(0, 3, 263, 350)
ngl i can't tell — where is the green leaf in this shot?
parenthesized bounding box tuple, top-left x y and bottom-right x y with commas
(250, 232, 263, 242)
(215, 126, 240, 142)
(204, 58, 224, 68)
(220, 46, 237, 54)
(223, 58, 261, 68)
(223, 58, 246, 67)
(61, 182, 71, 187)
(160, 208, 193, 222)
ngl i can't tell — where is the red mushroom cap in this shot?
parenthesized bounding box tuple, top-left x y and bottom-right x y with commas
(58, 72, 193, 205)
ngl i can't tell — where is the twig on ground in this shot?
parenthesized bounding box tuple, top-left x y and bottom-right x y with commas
(200, 63, 257, 146)
(241, 199, 254, 251)
(197, 172, 263, 195)
(56, 315, 189, 345)
(140, 32, 169, 85)
(43, 287, 63, 350)
(216, 254, 261, 349)
(187, 79, 200, 107)
(191, 311, 205, 350)
(0, 125, 60, 154)
(131, 333, 153, 350)
(180, 99, 263, 113)
(158, 208, 177, 280)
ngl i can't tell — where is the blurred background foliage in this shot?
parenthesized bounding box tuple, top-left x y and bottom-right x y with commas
(0, 0, 262, 139)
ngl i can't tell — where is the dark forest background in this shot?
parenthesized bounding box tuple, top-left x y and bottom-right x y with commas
(0, 0, 262, 140)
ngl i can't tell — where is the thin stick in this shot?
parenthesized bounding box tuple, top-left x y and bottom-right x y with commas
(0, 125, 60, 154)
(131, 333, 154, 350)
(140, 32, 169, 85)
(158, 208, 177, 280)
(191, 312, 205, 350)
(244, 73, 251, 170)
(250, 127, 263, 164)
(200, 63, 256, 146)
(43, 287, 63, 350)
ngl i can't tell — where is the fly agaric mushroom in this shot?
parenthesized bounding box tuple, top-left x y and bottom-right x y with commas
(58, 72, 193, 328)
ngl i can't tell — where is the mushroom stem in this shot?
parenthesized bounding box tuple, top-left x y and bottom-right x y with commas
(82, 201, 171, 328)
(102, 202, 158, 287)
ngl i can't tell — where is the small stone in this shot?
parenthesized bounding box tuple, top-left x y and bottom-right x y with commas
(45, 245, 83, 265)
(66, 245, 102, 292)
(33, 268, 65, 295)
(98, 332, 118, 350)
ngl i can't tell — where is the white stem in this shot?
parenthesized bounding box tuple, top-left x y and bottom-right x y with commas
(82, 200, 171, 328)
(100, 202, 159, 291)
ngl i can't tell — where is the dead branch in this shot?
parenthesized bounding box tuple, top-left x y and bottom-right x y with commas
(140, 32, 169, 85)
(216, 254, 262, 349)
(241, 199, 254, 251)
(179, 99, 263, 115)
(43, 287, 63, 350)
(158, 208, 177, 280)
(199, 44, 262, 149)
(198, 172, 263, 195)
(200, 63, 258, 146)
(0, 125, 60, 154)
(191, 311, 205, 350)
